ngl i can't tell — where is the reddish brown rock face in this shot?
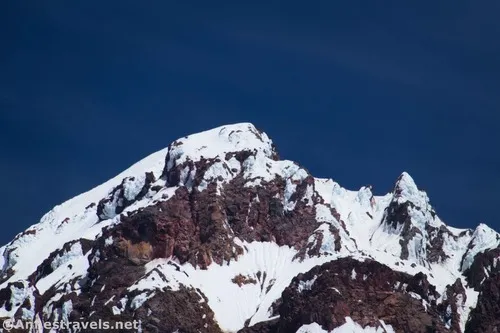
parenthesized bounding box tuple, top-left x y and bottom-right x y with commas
(464, 247, 500, 333)
(464, 247, 500, 290)
(232, 274, 257, 287)
(100, 169, 340, 270)
(247, 258, 458, 333)
(465, 274, 500, 333)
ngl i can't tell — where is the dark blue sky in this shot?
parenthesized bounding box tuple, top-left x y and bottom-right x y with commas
(1, 1, 499, 245)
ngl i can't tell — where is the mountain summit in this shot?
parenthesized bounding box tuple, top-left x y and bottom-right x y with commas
(1, 123, 499, 333)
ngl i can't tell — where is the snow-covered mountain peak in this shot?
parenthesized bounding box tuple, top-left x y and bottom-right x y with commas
(393, 171, 430, 209)
(474, 223, 498, 237)
(460, 223, 500, 271)
(1, 123, 499, 333)
(165, 122, 277, 170)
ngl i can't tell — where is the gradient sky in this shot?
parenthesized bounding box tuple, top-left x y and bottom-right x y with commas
(1, 1, 499, 245)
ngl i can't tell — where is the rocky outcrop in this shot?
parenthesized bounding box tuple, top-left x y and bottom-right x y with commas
(29, 239, 94, 285)
(374, 172, 472, 270)
(35, 237, 223, 333)
(240, 258, 463, 333)
(464, 247, 500, 332)
(438, 279, 467, 333)
(100, 171, 340, 269)
(464, 247, 500, 290)
(426, 225, 456, 263)
(280, 259, 447, 332)
(97, 172, 156, 220)
(465, 274, 500, 333)
(133, 286, 223, 333)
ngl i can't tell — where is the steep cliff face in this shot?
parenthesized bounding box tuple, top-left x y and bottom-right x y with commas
(0, 123, 498, 333)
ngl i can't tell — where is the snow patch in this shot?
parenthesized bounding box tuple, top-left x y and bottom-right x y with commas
(136, 241, 348, 332)
(298, 275, 318, 292)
